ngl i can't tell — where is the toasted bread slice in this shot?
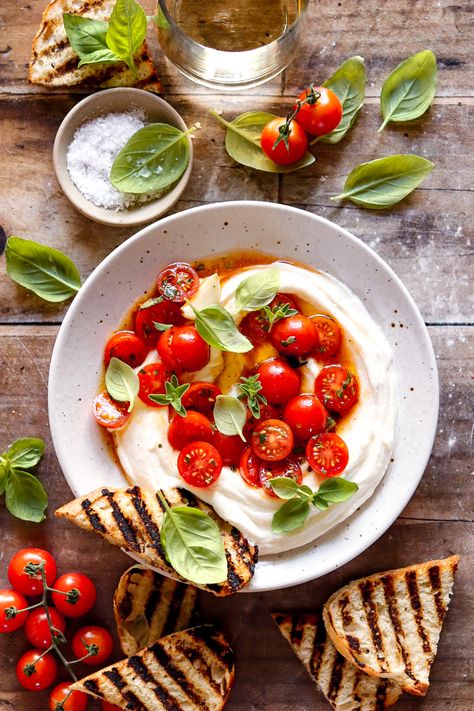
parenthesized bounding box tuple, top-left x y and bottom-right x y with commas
(71, 625, 234, 710)
(114, 566, 197, 657)
(323, 556, 459, 696)
(273, 612, 401, 710)
(29, 0, 162, 92)
(56, 486, 258, 596)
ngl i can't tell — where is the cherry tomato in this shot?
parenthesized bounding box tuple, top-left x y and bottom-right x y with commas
(51, 572, 96, 618)
(240, 293, 298, 342)
(138, 363, 171, 407)
(0, 589, 28, 633)
(168, 410, 213, 450)
(270, 314, 318, 357)
(72, 625, 114, 666)
(251, 419, 294, 462)
(93, 391, 130, 429)
(104, 330, 147, 368)
(314, 365, 359, 414)
(181, 382, 221, 414)
(50, 682, 89, 711)
(295, 86, 343, 137)
(157, 262, 199, 303)
(283, 394, 327, 441)
(134, 300, 185, 346)
(16, 649, 58, 691)
(25, 607, 66, 649)
(257, 358, 301, 405)
(239, 448, 262, 488)
(177, 441, 223, 488)
(211, 430, 246, 467)
(259, 457, 303, 498)
(310, 315, 342, 358)
(306, 433, 349, 477)
(8, 548, 57, 597)
(158, 326, 210, 373)
(261, 117, 308, 165)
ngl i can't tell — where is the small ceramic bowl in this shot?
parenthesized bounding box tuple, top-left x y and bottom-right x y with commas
(53, 88, 193, 227)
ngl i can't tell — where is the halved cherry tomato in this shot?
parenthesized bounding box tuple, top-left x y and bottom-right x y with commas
(240, 293, 298, 342)
(134, 300, 185, 346)
(138, 363, 171, 407)
(51, 572, 96, 618)
(50, 682, 89, 711)
(295, 86, 343, 137)
(16, 649, 58, 691)
(104, 330, 147, 368)
(306, 433, 349, 477)
(168, 411, 214, 450)
(270, 314, 318, 357)
(181, 382, 221, 414)
(283, 394, 327, 441)
(8, 548, 57, 597)
(257, 358, 301, 405)
(0, 589, 29, 633)
(178, 441, 223, 487)
(251, 419, 294, 462)
(93, 391, 130, 429)
(72, 625, 114, 666)
(212, 430, 246, 467)
(25, 607, 66, 650)
(239, 448, 262, 488)
(314, 365, 359, 414)
(259, 457, 303, 497)
(157, 262, 199, 303)
(261, 117, 308, 166)
(310, 315, 342, 358)
(158, 325, 210, 372)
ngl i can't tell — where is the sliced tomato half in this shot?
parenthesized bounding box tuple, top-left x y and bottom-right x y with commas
(157, 262, 199, 303)
(259, 457, 303, 498)
(314, 365, 359, 414)
(306, 433, 349, 477)
(251, 419, 294, 462)
(93, 391, 130, 429)
(178, 441, 223, 487)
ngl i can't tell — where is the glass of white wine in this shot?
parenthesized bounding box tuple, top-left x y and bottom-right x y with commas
(156, 0, 309, 90)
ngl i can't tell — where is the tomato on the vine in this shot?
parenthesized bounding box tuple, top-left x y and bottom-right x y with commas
(157, 262, 200, 303)
(314, 365, 359, 414)
(310, 315, 342, 357)
(181, 382, 221, 414)
(49, 682, 89, 711)
(8, 548, 57, 597)
(270, 314, 318, 357)
(138, 363, 172, 407)
(177, 441, 223, 487)
(157, 325, 210, 372)
(134, 300, 184, 346)
(93, 391, 130, 429)
(25, 607, 66, 650)
(259, 457, 303, 497)
(306, 432, 349, 477)
(16, 649, 58, 691)
(251, 419, 294, 462)
(168, 411, 214, 450)
(51, 572, 96, 618)
(104, 330, 147, 368)
(256, 358, 301, 406)
(211, 430, 246, 467)
(283, 394, 327, 441)
(239, 448, 262, 488)
(295, 86, 343, 137)
(261, 117, 308, 166)
(72, 625, 114, 666)
(0, 589, 28, 633)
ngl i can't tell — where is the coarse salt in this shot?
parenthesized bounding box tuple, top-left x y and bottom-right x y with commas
(66, 110, 163, 211)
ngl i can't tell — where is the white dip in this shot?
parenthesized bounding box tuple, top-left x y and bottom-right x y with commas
(114, 262, 397, 556)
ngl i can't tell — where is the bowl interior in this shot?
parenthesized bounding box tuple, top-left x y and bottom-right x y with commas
(53, 88, 193, 226)
(48, 201, 438, 592)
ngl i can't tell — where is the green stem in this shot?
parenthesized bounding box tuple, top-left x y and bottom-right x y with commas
(157, 490, 170, 511)
(38, 566, 78, 682)
(378, 115, 390, 132)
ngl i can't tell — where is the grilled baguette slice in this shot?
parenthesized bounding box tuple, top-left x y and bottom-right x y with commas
(29, 0, 162, 92)
(114, 565, 197, 656)
(55, 486, 258, 596)
(71, 625, 234, 710)
(323, 556, 459, 696)
(272, 612, 401, 710)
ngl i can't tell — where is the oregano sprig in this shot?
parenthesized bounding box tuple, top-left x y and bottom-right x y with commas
(263, 301, 298, 331)
(237, 374, 267, 419)
(149, 374, 190, 416)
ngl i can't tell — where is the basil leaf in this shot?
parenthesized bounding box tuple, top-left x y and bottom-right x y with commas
(268, 477, 299, 500)
(271, 499, 310, 534)
(6, 237, 81, 302)
(106, 0, 147, 73)
(63, 13, 111, 57)
(0, 463, 7, 496)
(5, 470, 48, 522)
(213, 396, 247, 441)
(331, 154, 434, 209)
(78, 48, 122, 67)
(193, 304, 253, 353)
(210, 110, 315, 174)
(160, 505, 227, 584)
(105, 357, 139, 413)
(312, 494, 329, 510)
(317, 477, 359, 503)
(235, 268, 280, 313)
(6, 438, 45, 470)
(321, 55, 365, 144)
(110, 123, 191, 194)
(379, 50, 437, 131)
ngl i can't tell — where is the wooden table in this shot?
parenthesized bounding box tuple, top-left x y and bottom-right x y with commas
(0, 1, 473, 709)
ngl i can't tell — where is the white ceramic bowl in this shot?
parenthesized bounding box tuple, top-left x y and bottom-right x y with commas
(48, 202, 438, 592)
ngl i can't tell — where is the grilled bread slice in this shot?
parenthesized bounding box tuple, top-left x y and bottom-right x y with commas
(114, 566, 197, 656)
(323, 556, 459, 696)
(272, 613, 401, 710)
(29, 0, 162, 92)
(56, 486, 258, 596)
(71, 625, 235, 710)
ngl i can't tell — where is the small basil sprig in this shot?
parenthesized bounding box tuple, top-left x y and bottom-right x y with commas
(237, 374, 267, 419)
(263, 301, 298, 331)
(191, 304, 253, 353)
(213, 395, 247, 441)
(270, 477, 359, 534)
(105, 357, 139, 412)
(319, 55, 366, 144)
(149, 375, 190, 416)
(158, 492, 227, 585)
(379, 50, 437, 132)
(235, 268, 280, 312)
(0, 438, 48, 522)
(6, 237, 81, 303)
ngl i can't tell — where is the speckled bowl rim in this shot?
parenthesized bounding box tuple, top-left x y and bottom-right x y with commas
(52, 88, 193, 227)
